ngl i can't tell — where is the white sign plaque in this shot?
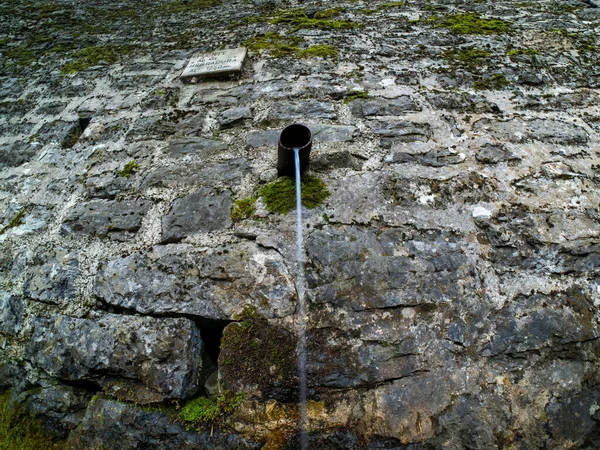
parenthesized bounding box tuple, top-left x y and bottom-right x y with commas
(181, 48, 247, 79)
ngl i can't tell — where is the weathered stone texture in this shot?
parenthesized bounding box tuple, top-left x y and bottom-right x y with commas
(27, 314, 203, 403)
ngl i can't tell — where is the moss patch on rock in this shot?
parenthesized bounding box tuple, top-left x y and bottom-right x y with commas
(117, 160, 140, 178)
(259, 176, 330, 214)
(244, 33, 338, 58)
(178, 391, 243, 430)
(473, 73, 511, 90)
(270, 9, 360, 31)
(437, 13, 510, 34)
(298, 44, 338, 58)
(231, 198, 257, 222)
(0, 209, 26, 236)
(218, 307, 296, 400)
(61, 45, 131, 75)
(0, 390, 63, 449)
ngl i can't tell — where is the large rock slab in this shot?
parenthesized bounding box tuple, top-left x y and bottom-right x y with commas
(473, 118, 589, 145)
(23, 251, 79, 304)
(306, 226, 473, 310)
(369, 120, 432, 147)
(0, 293, 23, 336)
(28, 314, 203, 403)
(140, 158, 250, 188)
(349, 96, 421, 117)
(94, 243, 296, 320)
(67, 397, 261, 450)
(61, 198, 152, 240)
(162, 188, 232, 243)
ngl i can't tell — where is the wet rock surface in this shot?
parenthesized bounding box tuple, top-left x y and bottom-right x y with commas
(1, 0, 600, 447)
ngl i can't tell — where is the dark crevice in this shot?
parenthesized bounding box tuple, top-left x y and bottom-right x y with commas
(62, 116, 91, 149)
(57, 378, 101, 393)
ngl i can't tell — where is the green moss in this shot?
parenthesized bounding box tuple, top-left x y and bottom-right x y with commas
(61, 45, 130, 75)
(507, 48, 540, 57)
(0, 209, 26, 236)
(298, 44, 338, 58)
(270, 9, 360, 31)
(0, 390, 63, 449)
(357, 8, 376, 14)
(379, 1, 408, 8)
(314, 8, 343, 19)
(219, 306, 296, 394)
(443, 47, 491, 70)
(437, 13, 510, 34)
(259, 176, 330, 214)
(473, 73, 511, 90)
(178, 391, 243, 429)
(163, 0, 221, 13)
(244, 33, 304, 57)
(117, 160, 140, 178)
(231, 197, 257, 222)
(344, 90, 370, 103)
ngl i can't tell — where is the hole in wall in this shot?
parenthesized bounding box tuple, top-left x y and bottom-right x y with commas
(62, 117, 91, 149)
(196, 318, 231, 366)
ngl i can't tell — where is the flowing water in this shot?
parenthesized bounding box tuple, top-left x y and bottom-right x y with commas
(294, 148, 309, 450)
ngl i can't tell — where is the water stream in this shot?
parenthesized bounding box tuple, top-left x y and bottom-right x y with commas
(294, 148, 308, 450)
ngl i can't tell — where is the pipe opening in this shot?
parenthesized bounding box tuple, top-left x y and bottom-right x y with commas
(277, 123, 312, 178)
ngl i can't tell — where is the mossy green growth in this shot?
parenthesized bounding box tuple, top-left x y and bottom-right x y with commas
(314, 8, 343, 19)
(298, 44, 338, 58)
(0, 390, 63, 449)
(507, 48, 540, 57)
(259, 176, 330, 214)
(270, 9, 360, 31)
(231, 197, 257, 222)
(117, 160, 140, 178)
(0, 209, 26, 236)
(379, 1, 409, 8)
(443, 47, 491, 70)
(163, 0, 220, 13)
(344, 90, 369, 103)
(60, 45, 130, 75)
(178, 391, 243, 429)
(244, 33, 304, 57)
(437, 13, 510, 34)
(473, 73, 511, 90)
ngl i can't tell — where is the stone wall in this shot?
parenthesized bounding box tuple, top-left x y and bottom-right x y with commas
(1, 0, 600, 448)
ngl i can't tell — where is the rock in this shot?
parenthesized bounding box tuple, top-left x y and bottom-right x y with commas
(546, 387, 600, 447)
(0, 142, 39, 168)
(475, 143, 519, 164)
(67, 397, 262, 450)
(349, 96, 421, 117)
(162, 188, 232, 243)
(473, 118, 589, 145)
(311, 124, 356, 142)
(482, 288, 599, 357)
(61, 198, 152, 240)
(168, 138, 228, 154)
(28, 314, 203, 403)
(369, 120, 432, 147)
(204, 370, 220, 399)
(267, 101, 336, 121)
(0, 293, 23, 335)
(218, 107, 252, 128)
(25, 385, 92, 438)
(23, 251, 79, 305)
(246, 130, 280, 148)
(141, 158, 250, 188)
(310, 150, 362, 171)
(307, 226, 472, 310)
(427, 91, 500, 113)
(93, 243, 296, 320)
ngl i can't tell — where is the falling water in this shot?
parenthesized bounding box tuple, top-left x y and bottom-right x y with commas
(294, 148, 308, 450)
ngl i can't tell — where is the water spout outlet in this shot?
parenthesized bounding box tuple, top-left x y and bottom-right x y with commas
(277, 124, 312, 178)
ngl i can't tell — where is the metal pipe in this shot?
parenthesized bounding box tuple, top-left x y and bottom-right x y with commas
(277, 124, 312, 178)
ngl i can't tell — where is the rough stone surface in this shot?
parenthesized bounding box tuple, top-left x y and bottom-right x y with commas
(94, 243, 295, 319)
(162, 188, 232, 243)
(68, 397, 262, 450)
(27, 314, 203, 403)
(61, 198, 152, 240)
(2, 0, 600, 447)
